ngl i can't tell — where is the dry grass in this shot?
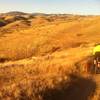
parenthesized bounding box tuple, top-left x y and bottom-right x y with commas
(0, 15, 100, 60)
(0, 14, 100, 100)
(0, 56, 96, 100)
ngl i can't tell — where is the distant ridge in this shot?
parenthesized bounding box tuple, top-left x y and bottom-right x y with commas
(0, 11, 83, 16)
(0, 11, 30, 16)
(0, 11, 98, 17)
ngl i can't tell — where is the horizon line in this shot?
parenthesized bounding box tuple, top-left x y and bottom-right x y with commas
(0, 11, 100, 16)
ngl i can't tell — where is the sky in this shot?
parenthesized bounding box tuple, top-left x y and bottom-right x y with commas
(0, 0, 100, 15)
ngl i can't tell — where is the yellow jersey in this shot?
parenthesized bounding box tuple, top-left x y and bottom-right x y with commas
(93, 45, 100, 55)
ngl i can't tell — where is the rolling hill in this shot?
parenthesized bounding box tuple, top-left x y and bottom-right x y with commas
(0, 12, 100, 100)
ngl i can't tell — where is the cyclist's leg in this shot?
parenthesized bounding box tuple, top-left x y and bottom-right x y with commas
(93, 55, 97, 73)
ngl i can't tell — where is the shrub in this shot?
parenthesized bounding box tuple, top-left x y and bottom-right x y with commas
(0, 19, 6, 27)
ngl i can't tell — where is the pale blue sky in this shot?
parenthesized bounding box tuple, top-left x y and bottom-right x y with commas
(0, 0, 100, 15)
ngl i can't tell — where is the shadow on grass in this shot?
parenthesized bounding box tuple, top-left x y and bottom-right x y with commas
(42, 74, 96, 100)
(0, 57, 9, 63)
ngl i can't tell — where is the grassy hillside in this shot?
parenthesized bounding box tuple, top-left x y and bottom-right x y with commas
(0, 15, 100, 60)
(0, 13, 100, 100)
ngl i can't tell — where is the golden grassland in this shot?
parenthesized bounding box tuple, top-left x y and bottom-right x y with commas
(0, 13, 100, 100)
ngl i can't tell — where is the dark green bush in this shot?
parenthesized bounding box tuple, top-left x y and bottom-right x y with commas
(0, 19, 6, 27)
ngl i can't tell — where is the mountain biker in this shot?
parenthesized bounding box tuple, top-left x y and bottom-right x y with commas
(93, 44, 100, 69)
